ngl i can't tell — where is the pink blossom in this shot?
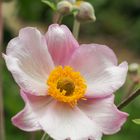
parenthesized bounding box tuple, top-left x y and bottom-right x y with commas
(3, 24, 128, 140)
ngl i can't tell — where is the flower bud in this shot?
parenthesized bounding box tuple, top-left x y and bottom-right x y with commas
(75, 2, 96, 23)
(129, 63, 139, 74)
(57, 0, 73, 15)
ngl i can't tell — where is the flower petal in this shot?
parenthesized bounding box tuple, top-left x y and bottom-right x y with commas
(69, 44, 128, 98)
(86, 61, 128, 98)
(37, 102, 102, 140)
(3, 27, 54, 95)
(46, 24, 79, 66)
(12, 90, 52, 132)
(78, 95, 128, 135)
(23, 91, 102, 140)
(12, 105, 41, 132)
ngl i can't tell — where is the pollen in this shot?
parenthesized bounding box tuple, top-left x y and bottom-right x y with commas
(47, 66, 87, 107)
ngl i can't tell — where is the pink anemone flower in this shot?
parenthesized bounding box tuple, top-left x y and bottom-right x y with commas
(3, 24, 128, 140)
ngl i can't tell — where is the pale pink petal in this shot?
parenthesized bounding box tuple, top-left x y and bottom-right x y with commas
(12, 90, 53, 131)
(20, 90, 53, 109)
(86, 61, 128, 98)
(12, 105, 41, 132)
(36, 101, 102, 140)
(69, 44, 128, 98)
(78, 95, 128, 134)
(46, 24, 79, 66)
(23, 91, 102, 140)
(3, 27, 54, 95)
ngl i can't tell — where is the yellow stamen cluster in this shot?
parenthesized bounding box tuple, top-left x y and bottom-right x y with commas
(47, 66, 87, 107)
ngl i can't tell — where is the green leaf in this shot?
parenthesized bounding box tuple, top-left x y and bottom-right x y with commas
(132, 119, 140, 125)
(42, 0, 56, 10)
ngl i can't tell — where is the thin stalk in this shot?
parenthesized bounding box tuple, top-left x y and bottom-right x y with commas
(41, 133, 50, 140)
(57, 14, 63, 24)
(73, 19, 80, 40)
(0, 1, 5, 140)
(30, 132, 36, 140)
(117, 89, 140, 109)
(122, 82, 137, 100)
(53, 12, 63, 24)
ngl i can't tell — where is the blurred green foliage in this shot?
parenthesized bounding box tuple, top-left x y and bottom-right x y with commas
(16, 0, 140, 53)
(2, 0, 140, 140)
(86, 0, 140, 53)
(17, 0, 53, 23)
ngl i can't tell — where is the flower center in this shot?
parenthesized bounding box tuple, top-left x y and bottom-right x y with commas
(47, 66, 87, 107)
(57, 78, 75, 96)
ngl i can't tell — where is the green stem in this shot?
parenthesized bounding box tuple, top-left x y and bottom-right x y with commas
(57, 14, 63, 24)
(54, 13, 63, 24)
(122, 82, 137, 100)
(117, 88, 140, 109)
(73, 19, 80, 40)
(0, 1, 5, 140)
(41, 133, 51, 140)
(29, 132, 36, 140)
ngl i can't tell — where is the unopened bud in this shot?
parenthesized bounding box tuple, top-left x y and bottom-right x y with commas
(129, 63, 139, 74)
(57, 1, 73, 15)
(75, 2, 96, 22)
